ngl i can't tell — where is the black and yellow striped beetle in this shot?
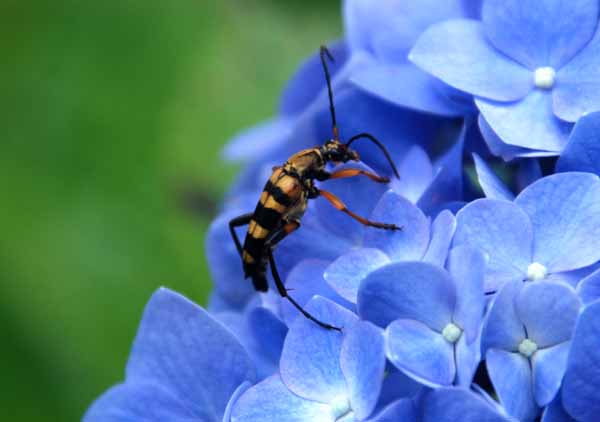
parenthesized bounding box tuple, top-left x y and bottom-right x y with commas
(229, 45, 401, 330)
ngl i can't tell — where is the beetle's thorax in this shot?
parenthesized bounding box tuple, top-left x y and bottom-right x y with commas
(283, 147, 326, 179)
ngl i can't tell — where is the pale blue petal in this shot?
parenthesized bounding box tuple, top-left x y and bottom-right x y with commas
(454, 199, 532, 292)
(448, 246, 486, 344)
(358, 262, 456, 331)
(578, 267, 600, 305)
(554, 31, 600, 122)
(126, 289, 256, 418)
(422, 210, 456, 267)
(366, 399, 417, 422)
(486, 349, 540, 421)
(410, 19, 531, 101)
(483, 281, 525, 352)
(231, 375, 333, 422)
(542, 394, 576, 422)
(422, 387, 512, 422)
(341, 321, 386, 420)
(476, 91, 572, 152)
(386, 319, 456, 387)
(532, 342, 571, 407)
(222, 381, 252, 422)
(515, 172, 600, 272)
(324, 248, 391, 304)
(556, 111, 600, 175)
(472, 153, 515, 200)
(364, 191, 430, 261)
(515, 281, 580, 348)
(482, 0, 598, 69)
(392, 145, 434, 203)
(562, 300, 600, 421)
(280, 296, 358, 404)
(455, 333, 482, 387)
(222, 118, 292, 162)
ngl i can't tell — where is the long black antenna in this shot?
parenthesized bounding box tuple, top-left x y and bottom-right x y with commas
(320, 45, 339, 141)
(346, 133, 400, 179)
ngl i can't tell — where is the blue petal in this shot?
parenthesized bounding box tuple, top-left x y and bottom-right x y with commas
(454, 199, 532, 292)
(280, 260, 355, 325)
(366, 399, 417, 422)
(246, 306, 287, 369)
(556, 111, 600, 175)
(126, 289, 256, 418)
(358, 262, 456, 331)
(455, 333, 482, 387)
(410, 19, 531, 101)
(422, 210, 456, 267)
(554, 31, 600, 122)
(486, 349, 540, 421)
(562, 300, 600, 421)
(532, 342, 571, 407)
(83, 382, 204, 422)
(421, 387, 512, 422)
(222, 381, 252, 422)
(515, 172, 600, 272)
(377, 371, 422, 410)
(542, 393, 576, 422)
(515, 281, 580, 348)
(476, 91, 572, 152)
(280, 296, 358, 404)
(482, 0, 598, 69)
(472, 153, 515, 201)
(386, 319, 455, 387)
(448, 246, 486, 344)
(324, 248, 391, 304)
(350, 61, 471, 116)
(341, 321, 386, 420)
(516, 158, 542, 192)
(231, 375, 333, 422)
(364, 191, 430, 261)
(578, 267, 600, 305)
(483, 281, 526, 352)
(222, 118, 292, 162)
(392, 145, 434, 203)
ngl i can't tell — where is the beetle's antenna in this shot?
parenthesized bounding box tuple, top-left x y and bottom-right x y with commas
(346, 133, 400, 179)
(320, 45, 339, 141)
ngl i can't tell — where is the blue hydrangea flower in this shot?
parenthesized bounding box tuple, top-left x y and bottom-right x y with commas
(557, 111, 600, 176)
(356, 246, 485, 387)
(483, 280, 581, 420)
(454, 172, 600, 292)
(84, 288, 256, 422)
(410, 0, 600, 157)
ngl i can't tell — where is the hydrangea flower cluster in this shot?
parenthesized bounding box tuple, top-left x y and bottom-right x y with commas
(85, 1, 600, 421)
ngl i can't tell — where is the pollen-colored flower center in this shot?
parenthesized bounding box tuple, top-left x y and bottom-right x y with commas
(442, 323, 462, 343)
(527, 262, 548, 281)
(534, 67, 556, 89)
(330, 395, 352, 420)
(518, 338, 538, 357)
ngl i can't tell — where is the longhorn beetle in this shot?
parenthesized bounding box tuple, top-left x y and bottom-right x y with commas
(229, 45, 401, 330)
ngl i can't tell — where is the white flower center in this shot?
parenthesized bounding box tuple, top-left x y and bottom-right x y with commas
(518, 338, 538, 357)
(330, 395, 352, 420)
(534, 67, 556, 89)
(442, 323, 462, 343)
(527, 262, 548, 281)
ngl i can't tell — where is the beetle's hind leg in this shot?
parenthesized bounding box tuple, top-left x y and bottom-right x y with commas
(229, 213, 253, 257)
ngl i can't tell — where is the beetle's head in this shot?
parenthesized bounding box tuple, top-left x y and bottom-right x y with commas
(321, 139, 360, 164)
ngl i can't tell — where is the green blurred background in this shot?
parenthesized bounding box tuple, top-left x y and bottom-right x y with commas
(0, 1, 340, 420)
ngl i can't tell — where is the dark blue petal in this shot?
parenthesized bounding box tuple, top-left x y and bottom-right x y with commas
(578, 267, 600, 305)
(410, 19, 531, 101)
(562, 300, 600, 421)
(126, 288, 256, 418)
(422, 210, 456, 267)
(455, 334, 482, 387)
(476, 91, 572, 152)
(486, 349, 540, 421)
(366, 399, 418, 422)
(515, 281, 580, 348)
(341, 321, 386, 420)
(472, 153, 514, 201)
(231, 375, 333, 422)
(421, 387, 512, 422)
(515, 172, 600, 273)
(358, 262, 456, 331)
(246, 306, 287, 371)
(280, 296, 358, 404)
(386, 319, 455, 387)
(516, 159, 543, 192)
(532, 342, 571, 407)
(556, 111, 600, 175)
(376, 371, 422, 411)
(542, 393, 576, 422)
(482, 0, 598, 69)
(483, 281, 525, 352)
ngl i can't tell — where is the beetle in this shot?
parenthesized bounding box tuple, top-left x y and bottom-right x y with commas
(229, 45, 401, 330)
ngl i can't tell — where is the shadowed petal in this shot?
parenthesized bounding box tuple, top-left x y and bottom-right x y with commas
(422, 387, 513, 422)
(578, 267, 600, 305)
(246, 307, 287, 368)
(487, 349, 540, 421)
(386, 319, 455, 387)
(532, 342, 571, 407)
(515, 172, 600, 273)
(556, 111, 600, 175)
(483, 281, 525, 352)
(542, 394, 575, 422)
(472, 153, 514, 201)
(358, 262, 456, 331)
(423, 210, 456, 267)
(366, 399, 417, 422)
(280, 296, 358, 404)
(455, 333, 482, 387)
(410, 19, 531, 101)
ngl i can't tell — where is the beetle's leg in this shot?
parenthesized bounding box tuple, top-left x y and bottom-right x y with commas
(327, 168, 391, 183)
(229, 213, 253, 257)
(318, 189, 403, 231)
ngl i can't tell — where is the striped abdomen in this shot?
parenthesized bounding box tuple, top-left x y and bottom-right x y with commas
(242, 168, 302, 291)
